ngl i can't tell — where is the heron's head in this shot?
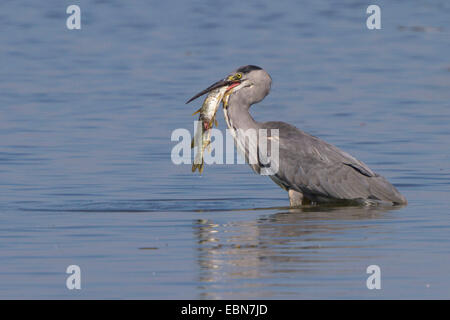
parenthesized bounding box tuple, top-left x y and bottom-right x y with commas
(186, 65, 271, 106)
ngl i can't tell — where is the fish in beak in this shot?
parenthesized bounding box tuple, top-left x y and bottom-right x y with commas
(187, 74, 243, 174)
(185, 76, 241, 104)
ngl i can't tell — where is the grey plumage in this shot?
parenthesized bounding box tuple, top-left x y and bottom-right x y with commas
(187, 65, 407, 206)
(262, 121, 406, 205)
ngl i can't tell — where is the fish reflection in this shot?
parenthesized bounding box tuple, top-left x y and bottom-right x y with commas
(194, 205, 403, 299)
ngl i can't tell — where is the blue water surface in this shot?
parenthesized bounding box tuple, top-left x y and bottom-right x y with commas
(0, 0, 449, 299)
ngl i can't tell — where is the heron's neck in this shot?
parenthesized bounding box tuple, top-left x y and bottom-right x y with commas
(224, 95, 258, 131)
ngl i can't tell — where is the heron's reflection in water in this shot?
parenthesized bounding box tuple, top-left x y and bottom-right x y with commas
(194, 205, 402, 299)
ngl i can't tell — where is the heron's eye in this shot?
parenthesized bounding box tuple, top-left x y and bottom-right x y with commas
(235, 73, 242, 80)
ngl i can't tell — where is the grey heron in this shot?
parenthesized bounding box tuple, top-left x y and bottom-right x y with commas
(186, 65, 407, 206)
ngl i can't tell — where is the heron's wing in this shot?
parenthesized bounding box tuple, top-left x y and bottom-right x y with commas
(263, 121, 405, 203)
(263, 121, 374, 175)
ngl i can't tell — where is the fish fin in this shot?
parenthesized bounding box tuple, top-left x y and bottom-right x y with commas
(192, 107, 202, 116)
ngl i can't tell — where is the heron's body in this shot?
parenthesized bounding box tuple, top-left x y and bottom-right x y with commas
(188, 65, 407, 206)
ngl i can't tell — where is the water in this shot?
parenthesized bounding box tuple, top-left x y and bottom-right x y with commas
(0, 0, 449, 299)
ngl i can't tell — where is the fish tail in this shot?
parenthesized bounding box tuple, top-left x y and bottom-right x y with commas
(192, 159, 204, 173)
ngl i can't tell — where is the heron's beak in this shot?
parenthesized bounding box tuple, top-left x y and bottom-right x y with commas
(185, 76, 241, 104)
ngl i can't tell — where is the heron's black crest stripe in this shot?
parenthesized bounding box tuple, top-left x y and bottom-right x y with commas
(237, 65, 262, 74)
